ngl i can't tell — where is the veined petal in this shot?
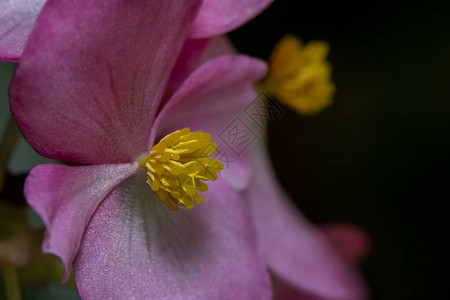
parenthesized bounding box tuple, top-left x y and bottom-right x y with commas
(153, 55, 267, 190)
(189, 0, 273, 38)
(10, 0, 201, 164)
(25, 163, 138, 282)
(244, 142, 367, 300)
(0, 0, 46, 62)
(73, 173, 271, 300)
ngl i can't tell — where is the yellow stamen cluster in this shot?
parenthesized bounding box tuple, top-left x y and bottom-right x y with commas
(141, 128, 223, 210)
(259, 35, 335, 115)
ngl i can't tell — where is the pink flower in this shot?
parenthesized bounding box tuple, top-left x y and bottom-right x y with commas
(199, 34, 369, 300)
(244, 141, 368, 300)
(0, 0, 273, 62)
(272, 224, 370, 300)
(6, 0, 369, 299)
(8, 0, 275, 299)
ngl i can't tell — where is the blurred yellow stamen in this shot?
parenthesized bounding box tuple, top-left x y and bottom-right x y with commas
(141, 128, 223, 210)
(259, 35, 335, 115)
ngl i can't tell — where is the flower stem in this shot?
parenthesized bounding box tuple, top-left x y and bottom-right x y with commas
(2, 264, 22, 300)
(0, 115, 20, 192)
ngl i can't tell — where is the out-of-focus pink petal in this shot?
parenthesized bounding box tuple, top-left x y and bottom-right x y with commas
(152, 54, 267, 190)
(320, 223, 371, 265)
(10, 0, 201, 164)
(0, 0, 46, 62)
(25, 163, 138, 282)
(73, 173, 272, 300)
(244, 142, 367, 300)
(273, 275, 328, 300)
(189, 0, 273, 38)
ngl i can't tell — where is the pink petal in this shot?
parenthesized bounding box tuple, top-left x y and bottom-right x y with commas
(152, 54, 267, 190)
(25, 163, 138, 282)
(320, 223, 372, 265)
(73, 174, 272, 300)
(198, 36, 237, 63)
(164, 38, 210, 100)
(189, 0, 273, 38)
(164, 36, 237, 105)
(273, 275, 329, 300)
(10, 0, 201, 164)
(244, 142, 367, 300)
(0, 0, 45, 62)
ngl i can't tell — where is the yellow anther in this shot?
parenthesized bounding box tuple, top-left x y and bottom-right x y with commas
(259, 35, 335, 115)
(141, 128, 223, 210)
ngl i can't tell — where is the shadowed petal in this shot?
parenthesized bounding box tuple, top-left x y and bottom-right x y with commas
(152, 55, 267, 190)
(164, 38, 209, 100)
(73, 173, 272, 300)
(273, 223, 371, 300)
(0, 0, 46, 62)
(244, 142, 367, 300)
(198, 36, 237, 63)
(10, 0, 201, 164)
(25, 163, 138, 282)
(189, 0, 273, 38)
(273, 275, 330, 300)
(164, 36, 237, 105)
(320, 223, 371, 265)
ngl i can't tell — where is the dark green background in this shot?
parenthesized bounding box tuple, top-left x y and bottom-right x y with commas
(230, 1, 450, 299)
